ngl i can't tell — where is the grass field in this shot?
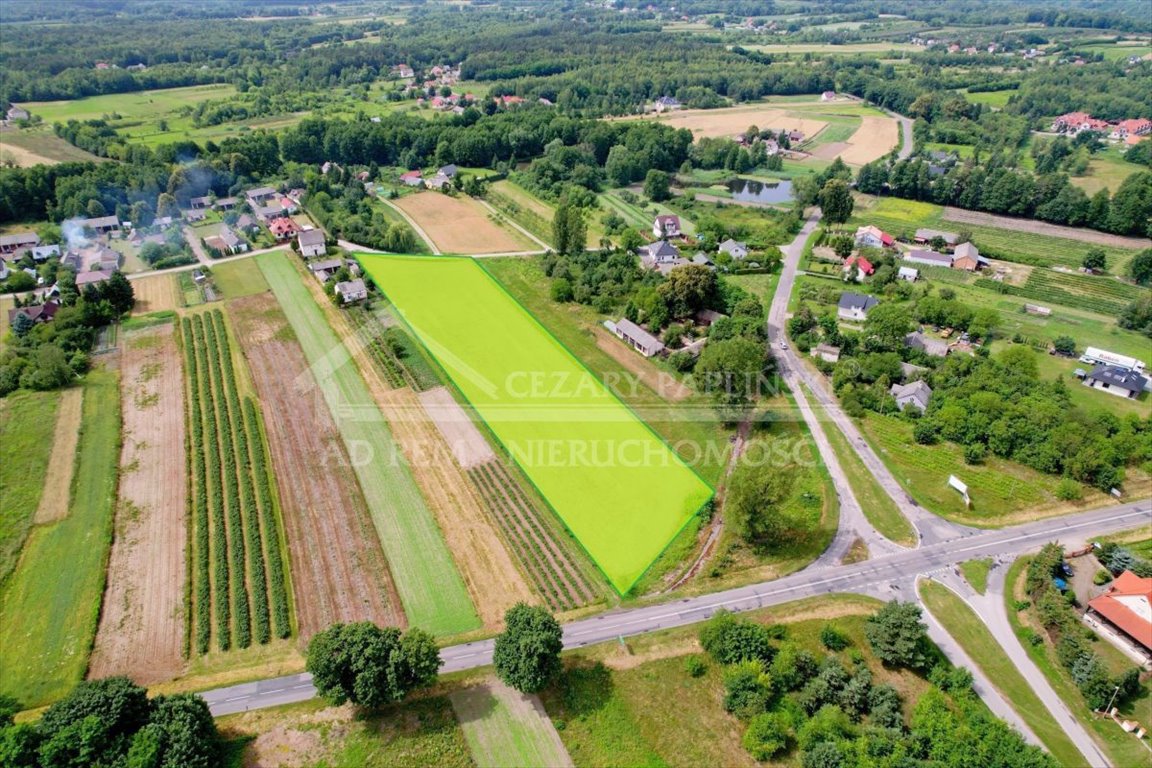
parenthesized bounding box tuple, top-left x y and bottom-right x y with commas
(1071, 150, 1143, 196)
(919, 581, 1084, 767)
(211, 256, 271, 298)
(450, 680, 572, 768)
(963, 89, 1015, 108)
(0, 128, 104, 166)
(361, 255, 714, 594)
(0, 369, 119, 706)
(1005, 558, 1152, 768)
(0, 389, 62, 584)
(19, 84, 237, 125)
(257, 251, 479, 635)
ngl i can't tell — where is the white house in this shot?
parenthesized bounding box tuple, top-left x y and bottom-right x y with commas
(837, 292, 879, 322)
(854, 225, 893, 249)
(897, 266, 919, 282)
(889, 380, 932, 412)
(298, 229, 327, 258)
(653, 215, 682, 239)
(1083, 365, 1149, 399)
(335, 279, 368, 304)
(718, 238, 749, 260)
(610, 318, 665, 358)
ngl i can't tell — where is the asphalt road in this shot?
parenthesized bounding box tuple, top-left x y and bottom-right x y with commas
(202, 500, 1149, 716)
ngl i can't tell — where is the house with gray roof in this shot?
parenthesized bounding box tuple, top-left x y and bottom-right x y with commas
(889, 380, 933, 412)
(718, 239, 748, 260)
(638, 239, 681, 268)
(905, 331, 950, 358)
(903, 249, 954, 268)
(837, 292, 879, 322)
(335, 279, 368, 304)
(0, 231, 40, 256)
(914, 229, 959, 247)
(610, 318, 665, 358)
(298, 228, 327, 258)
(1084, 365, 1149, 399)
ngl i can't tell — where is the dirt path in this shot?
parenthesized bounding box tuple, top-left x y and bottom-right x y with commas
(230, 293, 405, 638)
(89, 325, 187, 684)
(595, 329, 692, 402)
(942, 207, 1152, 249)
(370, 387, 534, 627)
(33, 387, 83, 525)
(417, 386, 495, 468)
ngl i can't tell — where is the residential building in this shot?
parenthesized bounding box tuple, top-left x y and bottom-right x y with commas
(652, 96, 681, 113)
(438, 164, 459, 179)
(183, 209, 206, 223)
(811, 343, 841, 364)
(400, 170, 424, 187)
(854, 225, 893, 249)
(76, 269, 114, 288)
(905, 331, 950, 358)
(335, 279, 368, 304)
(897, 266, 919, 282)
(245, 186, 278, 204)
(6, 107, 29, 121)
(690, 252, 714, 268)
(914, 229, 959, 248)
(843, 254, 874, 281)
(268, 217, 302, 241)
(1087, 571, 1152, 653)
(0, 231, 40, 256)
(203, 235, 229, 255)
(1083, 365, 1149, 399)
(718, 239, 748, 260)
(837, 292, 879, 322)
(298, 229, 327, 258)
(1109, 118, 1152, 141)
(252, 203, 283, 222)
(652, 215, 682, 239)
(217, 227, 247, 254)
(904, 249, 954, 268)
(610, 318, 665, 358)
(638, 239, 681, 267)
(7, 301, 59, 326)
(308, 258, 345, 282)
(889, 380, 933, 413)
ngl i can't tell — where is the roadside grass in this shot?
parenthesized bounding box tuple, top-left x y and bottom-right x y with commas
(0, 369, 119, 706)
(256, 251, 479, 636)
(212, 256, 270, 299)
(1005, 557, 1152, 768)
(857, 413, 1115, 527)
(450, 682, 570, 768)
(0, 389, 62, 584)
(818, 406, 916, 546)
(960, 558, 994, 595)
(482, 257, 734, 487)
(919, 580, 1084, 767)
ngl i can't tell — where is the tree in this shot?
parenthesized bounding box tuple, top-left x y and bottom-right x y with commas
(155, 193, 180, 219)
(658, 264, 716, 318)
(1128, 248, 1152, 286)
(725, 462, 799, 547)
(819, 179, 854, 224)
(306, 622, 441, 708)
(723, 660, 775, 720)
(699, 610, 776, 665)
(863, 303, 913, 352)
(1052, 335, 1077, 356)
(101, 271, 135, 316)
(743, 712, 790, 760)
(643, 169, 671, 202)
(695, 336, 768, 419)
(38, 676, 152, 768)
(129, 694, 219, 768)
(865, 601, 929, 670)
(86, 199, 107, 218)
(493, 604, 563, 693)
(11, 311, 33, 338)
(1082, 247, 1107, 272)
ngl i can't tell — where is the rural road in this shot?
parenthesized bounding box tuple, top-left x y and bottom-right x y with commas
(890, 109, 914, 160)
(201, 500, 1150, 716)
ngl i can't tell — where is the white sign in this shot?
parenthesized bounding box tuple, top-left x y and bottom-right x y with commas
(948, 475, 971, 507)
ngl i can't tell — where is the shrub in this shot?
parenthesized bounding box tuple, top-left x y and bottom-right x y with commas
(684, 655, 707, 678)
(820, 624, 849, 651)
(1055, 477, 1083, 501)
(770, 643, 819, 692)
(700, 610, 776, 665)
(723, 660, 775, 720)
(743, 712, 791, 760)
(1093, 569, 1112, 586)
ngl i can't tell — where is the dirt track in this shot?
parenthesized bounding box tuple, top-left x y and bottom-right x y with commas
(943, 206, 1152, 249)
(417, 386, 496, 468)
(230, 293, 405, 638)
(89, 325, 187, 684)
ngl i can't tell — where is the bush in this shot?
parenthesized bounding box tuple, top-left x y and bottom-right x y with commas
(700, 610, 777, 665)
(743, 712, 791, 760)
(820, 624, 849, 651)
(963, 442, 986, 465)
(723, 660, 775, 720)
(684, 655, 707, 678)
(1055, 477, 1083, 501)
(1093, 569, 1112, 586)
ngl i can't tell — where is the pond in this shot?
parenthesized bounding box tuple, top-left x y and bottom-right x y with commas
(726, 178, 794, 204)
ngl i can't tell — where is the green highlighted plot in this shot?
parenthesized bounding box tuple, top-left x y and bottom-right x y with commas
(360, 255, 713, 593)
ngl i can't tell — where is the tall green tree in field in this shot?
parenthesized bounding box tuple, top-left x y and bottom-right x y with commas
(725, 464, 799, 547)
(819, 179, 854, 224)
(1081, 247, 1107, 272)
(865, 601, 929, 670)
(643, 169, 671, 202)
(1128, 248, 1152, 285)
(493, 604, 563, 693)
(307, 622, 441, 708)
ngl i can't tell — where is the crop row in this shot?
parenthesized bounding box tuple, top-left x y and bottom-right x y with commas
(181, 311, 293, 653)
(347, 308, 409, 388)
(467, 460, 596, 611)
(977, 269, 1141, 316)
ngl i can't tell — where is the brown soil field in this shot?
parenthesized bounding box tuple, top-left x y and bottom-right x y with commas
(617, 105, 827, 141)
(89, 325, 188, 684)
(594, 329, 692, 402)
(131, 273, 181, 313)
(809, 141, 850, 160)
(33, 387, 83, 524)
(392, 192, 535, 254)
(942, 206, 1152, 249)
(230, 293, 405, 638)
(838, 115, 900, 165)
(417, 386, 495, 468)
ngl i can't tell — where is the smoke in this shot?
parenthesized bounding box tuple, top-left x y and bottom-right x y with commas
(62, 218, 90, 251)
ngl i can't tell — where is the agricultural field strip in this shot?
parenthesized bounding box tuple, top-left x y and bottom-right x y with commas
(450, 680, 574, 768)
(256, 251, 479, 636)
(0, 390, 61, 583)
(181, 313, 290, 654)
(360, 255, 714, 594)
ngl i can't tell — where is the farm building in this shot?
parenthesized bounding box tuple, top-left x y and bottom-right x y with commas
(1087, 571, 1152, 654)
(652, 215, 682, 238)
(245, 186, 278, 204)
(438, 164, 459, 178)
(1083, 365, 1149, 399)
(897, 266, 919, 281)
(76, 269, 114, 288)
(183, 209, 206, 223)
(298, 229, 327, 258)
(610, 318, 665, 358)
(82, 215, 121, 234)
(837, 292, 879, 322)
(400, 170, 424, 187)
(718, 239, 748, 260)
(905, 331, 949, 358)
(652, 96, 682, 112)
(904, 249, 954, 268)
(214, 197, 238, 210)
(335, 279, 368, 304)
(821, 90, 837, 101)
(914, 229, 959, 248)
(189, 196, 213, 209)
(7, 300, 59, 326)
(889, 380, 932, 413)
(854, 225, 893, 249)
(0, 231, 40, 256)
(308, 258, 345, 282)
(812, 343, 841, 363)
(951, 242, 986, 271)
(6, 106, 30, 121)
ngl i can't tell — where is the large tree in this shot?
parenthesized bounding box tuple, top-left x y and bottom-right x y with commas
(695, 336, 768, 420)
(493, 603, 563, 693)
(818, 179, 854, 224)
(1128, 248, 1152, 286)
(724, 463, 799, 547)
(306, 622, 441, 708)
(865, 601, 929, 670)
(643, 169, 671, 202)
(658, 263, 717, 319)
(863, 303, 913, 353)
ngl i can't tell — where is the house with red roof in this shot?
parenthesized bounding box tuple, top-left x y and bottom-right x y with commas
(843, 254, 874, 282)
(268, 217, 302, 241)
(1088, 571, 1152, 653)
(1052, 112, 1111, 134)
(652, 215, 682, 239)
(1111, 118, 1152, 141)
(400, 170, 423, 187)
(854, 225, 893, 249)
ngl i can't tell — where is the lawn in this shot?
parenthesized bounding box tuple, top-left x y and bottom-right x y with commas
(919, 581, 1084, 767)
(1071, 150, 1144, 196)
(0, 369, 119, 706)
(1005, 557, 1152, 768)
(963, 90, 1015, 108)
(0, 389, 61, 584)
(257, 251, 479, 636)
(360, 255, 714, 594)
(450, 681, 571, 768)
(960, 558, 993, 594)
(818, 404, 916, 546)
(212, 255, 271, 299)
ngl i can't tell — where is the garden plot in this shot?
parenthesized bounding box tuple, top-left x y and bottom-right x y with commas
(131, 273, 181, 313)
(361, 255, 714, 594)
